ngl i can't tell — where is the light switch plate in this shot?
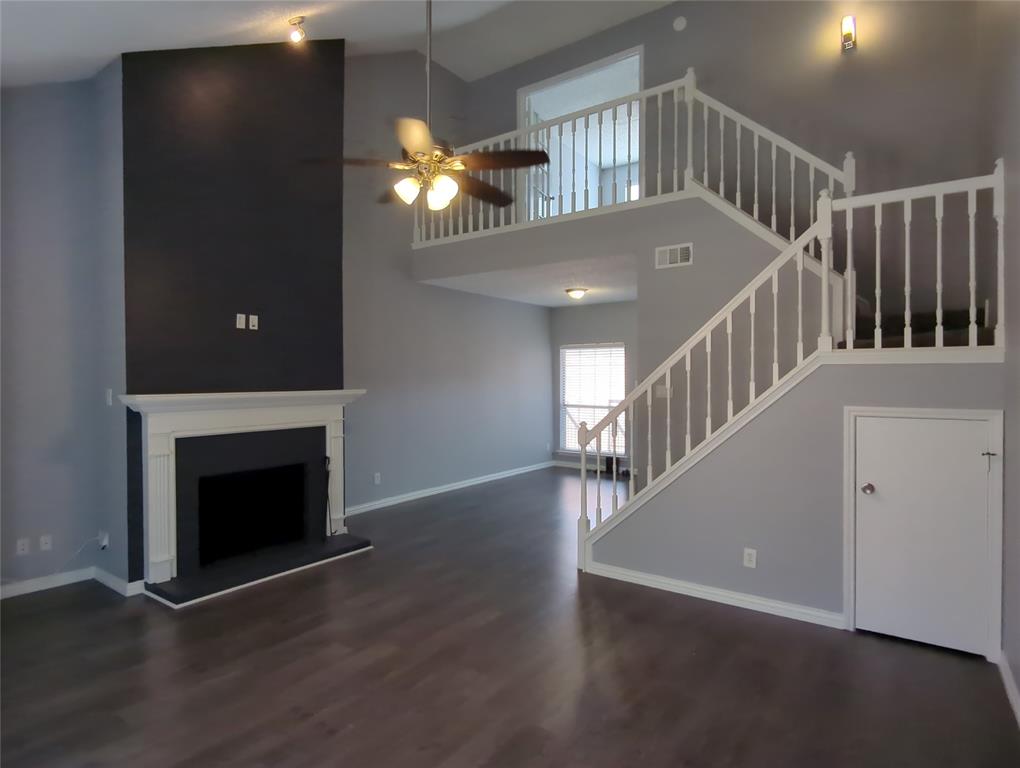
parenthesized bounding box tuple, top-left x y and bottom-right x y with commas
(39, 535, 52, 552)
(16, 538, 30, 555)
(236, 313, 246, 329)
(248, 314, 259, 330)
(743, 547, 757, 569)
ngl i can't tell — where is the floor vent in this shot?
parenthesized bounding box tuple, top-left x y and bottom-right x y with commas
(655, 243, 693, 269)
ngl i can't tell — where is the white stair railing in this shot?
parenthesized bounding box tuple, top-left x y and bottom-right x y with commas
(415, 69, 854, 248)
(577, 162, 1006, 568)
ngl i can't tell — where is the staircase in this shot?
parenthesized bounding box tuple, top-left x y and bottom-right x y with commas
(575, 161, 1005, 569)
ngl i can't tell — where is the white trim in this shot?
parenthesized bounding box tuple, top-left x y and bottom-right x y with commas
(585, 348, 1005, 548)
(842, 406, 1004, 661)
(0, 567, 94, 599)
(586, 561, 845, 629)
(120, 389, 364, 583)
(142, 545, 373, 610)
(93, 567, 145, 597)
(346, 461, 556, 516)
(516, 45, 644, 131)
(1000, 651, 1020, 729)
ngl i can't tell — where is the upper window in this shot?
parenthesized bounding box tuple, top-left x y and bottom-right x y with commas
(560, 344, 627, 455)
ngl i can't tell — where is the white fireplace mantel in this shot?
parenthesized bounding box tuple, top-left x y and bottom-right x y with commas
(120, 389, 365, 584)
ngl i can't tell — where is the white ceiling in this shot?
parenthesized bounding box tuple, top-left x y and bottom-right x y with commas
(0, 0, 669, 87)
(424, 253, 636, 307)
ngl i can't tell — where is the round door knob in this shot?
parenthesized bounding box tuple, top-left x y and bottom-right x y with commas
(860, 482, 875, 495)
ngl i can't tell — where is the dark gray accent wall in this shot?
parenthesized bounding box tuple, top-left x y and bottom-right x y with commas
(122, 40, 345, 394)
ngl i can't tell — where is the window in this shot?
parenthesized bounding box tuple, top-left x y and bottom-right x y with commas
(560, 344, 627, 455)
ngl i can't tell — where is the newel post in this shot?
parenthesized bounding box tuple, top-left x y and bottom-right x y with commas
(684, 67, 696, 183)
(994, 158, 1006, 348)
(577, 422, 590, 571)
(817, 188, 834, 352)
(842, 151, 856, 196)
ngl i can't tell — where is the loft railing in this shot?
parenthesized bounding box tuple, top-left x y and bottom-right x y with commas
(413, 68, 855, 248)
(575, 162, 1006, 569)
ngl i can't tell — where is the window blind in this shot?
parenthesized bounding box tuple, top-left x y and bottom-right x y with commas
(560, 344, 626, 454)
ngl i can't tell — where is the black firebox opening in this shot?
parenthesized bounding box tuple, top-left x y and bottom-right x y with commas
(198, 463, 306, 567)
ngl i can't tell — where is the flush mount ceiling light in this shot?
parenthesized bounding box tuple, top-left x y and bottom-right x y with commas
(565, 288, 588, 300)
(841, 15, 857, 52)
(288, 16, 306, 44)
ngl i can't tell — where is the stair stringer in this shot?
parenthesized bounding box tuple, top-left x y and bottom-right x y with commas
(585, 346, 1004, 552)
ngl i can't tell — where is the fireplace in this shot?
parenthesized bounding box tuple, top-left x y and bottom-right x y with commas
(120, 390, 369, 607)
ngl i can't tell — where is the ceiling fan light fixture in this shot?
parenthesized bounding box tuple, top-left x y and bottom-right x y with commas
(288, 16, 306, 43)
(565, 288, 588, 300)
(393, 176, 421, 205)
(432, 173, 459, 201)
(426, 187, 453, 211)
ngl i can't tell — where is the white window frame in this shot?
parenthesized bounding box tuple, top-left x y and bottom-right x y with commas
(559, 343, 627, 456)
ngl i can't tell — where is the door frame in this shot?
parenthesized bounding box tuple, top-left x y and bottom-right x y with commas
(842, 406, 1003, 660)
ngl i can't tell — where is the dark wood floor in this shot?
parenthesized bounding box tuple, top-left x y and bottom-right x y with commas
(3, 468, 1018, 767)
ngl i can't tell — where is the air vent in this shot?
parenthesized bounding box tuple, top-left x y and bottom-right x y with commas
(655, 243, 693, 269)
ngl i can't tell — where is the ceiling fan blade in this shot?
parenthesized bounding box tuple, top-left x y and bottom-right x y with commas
(377, 189, 399, 204)
(459, 174, 514, 207)
(396, 117, 435, 156)
(449, 150, 550, 170)
(299, 156, 392, 167)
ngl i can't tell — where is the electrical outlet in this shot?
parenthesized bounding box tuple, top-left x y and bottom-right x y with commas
(39, 534, 52, 552)
(98, 530, 110, 550)
(105, 388, 113, 407)
(248, 314, 259, 331)
(743, 547, 757, 569)
(16, 538, 30, 556)
(236, 313, 246, 329)
(373, 472, 382, 486)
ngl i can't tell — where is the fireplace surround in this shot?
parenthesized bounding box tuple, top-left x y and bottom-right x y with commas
(120, 390, 366, 601)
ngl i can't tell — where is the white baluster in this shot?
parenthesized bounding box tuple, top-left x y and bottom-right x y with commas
(843, 151, 856, 196)
(657, 92, 663, 196)
(770, 143, 778, 232)
(753, 133, 760, 221)
(726, 313, 734, 419)
(796, 248, 805, 363)
(968, 188, 977, 346)
(611, 420, 619, 516)
(627, 101, 634, 200)
(645, 387, 652, 486)
(557, 123, 564, 215)
(665, 368, 672, 468)
(584, 115, 590, 211)
(570, 118, 577, 213)
(685, 69, 696, 183)
(789, 153, 796, 240)
(597, 110, 604, 207)
(875, 205, 883, 349)
(995, 158, 1005, 347)
(510, 137, 517, 226)
(613, 105, 619, 204)
(628, 401, 635, 497)
(577, 422, 588, 570)
(684, 351, 692, 453)
(772, 271, 780, 384)
(845, 208, 855, 350)
(673, 87, 680, 191)
(904, 198, 913, 348)
(935, 194, 944, 347)
(736, 125, 742, 210)
(749, 292, 757, 401)
(817, 189, 833, 351)
(705, 335, 713, 437)
(702, 103, 709, 186)
(718, 112, 725, 198)
(595, 432, 602, 525)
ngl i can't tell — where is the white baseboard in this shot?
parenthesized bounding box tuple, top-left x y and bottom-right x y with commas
(346, 461, 555, 515)
(585, 560, 846, 630)
(0, 567, 95, 599)
(1000, 651, 1020, 729)
(93, 567, 145, 597)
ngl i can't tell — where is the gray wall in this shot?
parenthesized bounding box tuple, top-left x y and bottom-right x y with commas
(1, 70, 127, 583)
(593, 363, 1005, 613)
(549, 301, 637, 454)
(342, 53, 553, 508)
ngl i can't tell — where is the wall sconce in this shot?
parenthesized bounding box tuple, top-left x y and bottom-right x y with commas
(289, 16, 307, 44)
(841, 16, 857, 52)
